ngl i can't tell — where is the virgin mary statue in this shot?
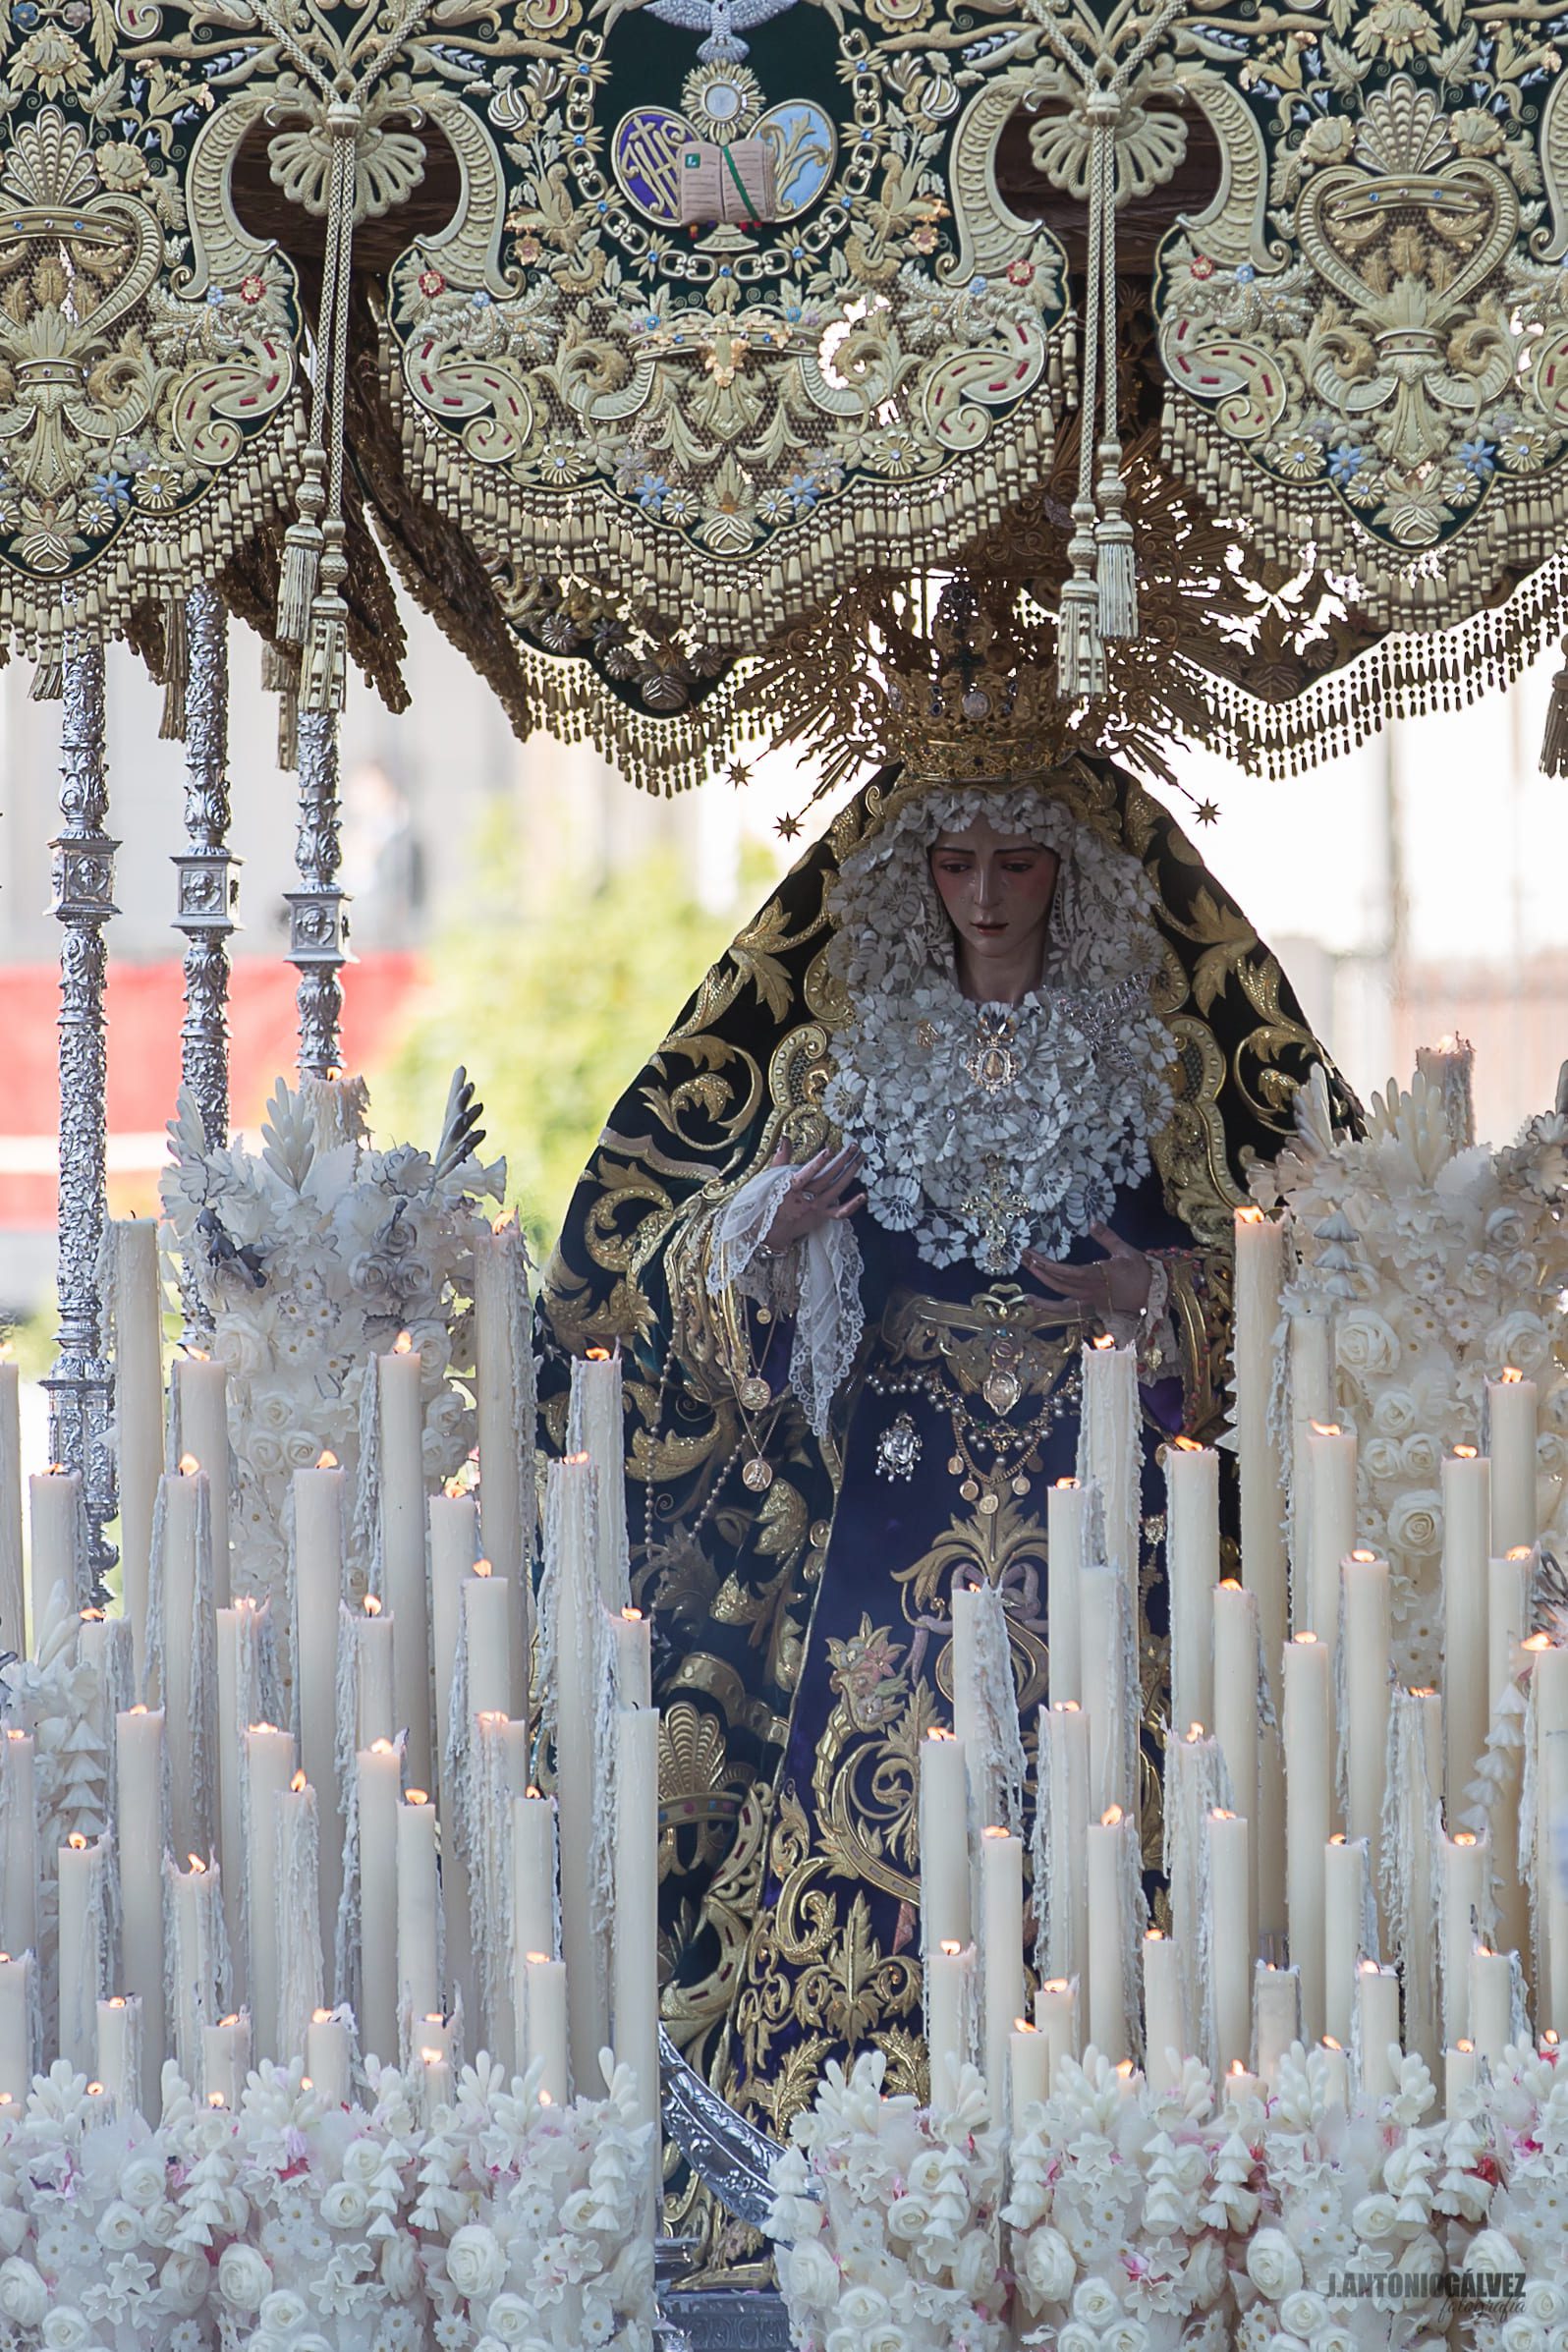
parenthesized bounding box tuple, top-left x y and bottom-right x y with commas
(540, 623, 1353, 2270)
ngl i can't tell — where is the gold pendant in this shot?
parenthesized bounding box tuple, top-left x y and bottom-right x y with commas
(1011, 1473, 1031, 1497)
(739, 1375, 771, 1411)
(978, 1490, 1000, 1517)
(959, 1477, 980, 1502)
(982, 1370, 1021, 1415)
(947, 1453, 964, 1477)
(742, 1456, 773, 1492)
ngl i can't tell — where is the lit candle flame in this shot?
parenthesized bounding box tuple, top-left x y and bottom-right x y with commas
(129, 1703, 146, 1715)
(220, 2015, 241, 2029)
(443, 1478, 465, 1500)
(525, 1952, 550, 1965)
(317, 1450, 339, 1471)
(563, 1451, 590, 1468)
(1101, 1805, 1123, 1826)
(80, 1607, 104, 1622)
(1172, 1435, 1204, 1453)
(406, 1789, 429, 1806)
(185, 1348, 209, 1363)
(178, 1452, 199, 1476)
(108, 1996, 125, 2009)
(492, 1211, 512, 1235)
(1145, 1928, 1163, 1942)
(1453, 1444, 1479, 1460)
(393, 1331, 414, 1356)
(1053, 1476, 1080, 1489)
(1500, 1367, 1524, 1384)
(363, 1595, 382, 1617)
(47, 1462, 68, 1476)
(189, 1855, 205, 1873)
(1014, 2017, 1035, 2032)
(248, 1722, 280, 1736)
(420, 2048, 443, 2066)
(1457, 2039, 1475, 2052)
(1218, 1576, 1243, 1592)
(1309, 1420, 1342, 1437)
(1293, 1631, 1320, 1646)
(621, 1606, 642, 1623)
(1091, 1334, 1115, 1351)
(586, 1345, 611, 1362)
(474, 1559, 493, 1579)
(1042, 1979, 1070, 1994)
(1454, 1831, 1478, 1847)
(1210, 1808, 1236, 1821)
(981, 1824, 1008, 1840)
(370, 1738, 395, 1756)
(1228, 2060, 1248, 2076)
(86, 2083, 104, 2097)
(1321, 2036, 1343, 2051)
(1507, 1544, 1535, 1561)
(1186, 1722, 1205, 1741)
(1349, 1547, 1380, 1563)
(67, 1832, 87, 1850)
(208, 2092, 226, 2107)
(937, 1939, 962, 1956)
(312, 2008, 332, 2024)
(1236, 1205, 1264, 1223)
(291, 1771, 307, 1793)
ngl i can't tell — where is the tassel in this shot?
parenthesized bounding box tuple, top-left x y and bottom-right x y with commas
(276, 686, 299, 773)
(299, 521, 348, 715)
(275, 453, 327, 648)
(159, 594, 190, 741)
(31, 657, 62, 701)
(1094, 439, 1139, 640)
(259, 639, 297, 697)
(1540, 638, 1568, 774)
(1057, 502, 1105, 700)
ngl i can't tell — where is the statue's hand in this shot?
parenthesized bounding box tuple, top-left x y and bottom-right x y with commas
(761, 1140, 866, 1254)
(1022, 1223, 1152, 1317)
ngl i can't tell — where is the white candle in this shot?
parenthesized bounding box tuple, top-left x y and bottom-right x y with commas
(1165, 1439, 1219, 1738)
(1166, 1726, 1217, 2052)
(522, 1955, 569, 2103)
(1541, 1712, 1568, 2040)
(111, 1221, 164, 1685)
(1342, 1551, 1391, 1914)
(1287, 1309, 1333, 1634)
(1471, 1944, 1513, 2067)
(1440, 1827, 1489, 2048)
(1009, 2020, 1049, 2114)
(57, 1831, 108, 2074)
(292, 1454, 345, 1962)
(169, 1853, 221, 2092)
(1038, 1704, 1091, 1985)
(612, 1706, 660, 2135)
(202, 2011, 250, 2107)
(475, 1217, 534, 1709)
(1212, 1582, 1260, 1953)
(1415, 1036, 1476, 1147)
(0, 1953, 32, 2102)
(0, 1732, 37, 1964)
(307, 2005, 353, 2104)
(567, 1351, 631, 1609)
(155, 1457, 215, 1868)
(1487, 1369, 1538, 1558)
(95, 1995, 142, 2117)
(1317, 2037, 1349, 2110)
(1444, 2038, 1479, 2115)
(1283, 1632, 1333, 2040)
(115, 1705, 166, 2107)
(1356, 1960, 1401, 2102)
(1205, 1809, 1252, 2079)
(1305, 1422, 1356, 1664)
(1079, 1564, 1130, 1821)
(173, 1353, 230, 1607)
(1034, 1976, 1078, 2076)
(416, 2013, 456, 2121)
(214, 1598, 252, 1984)
(354, 1595, 395, 1750)
(396, 1789, 441, 2041)
(1142, 1931, 1183, 2092)
(980, 1826, 1023, 2122)
(0, 1358, 21, 1662)
(276, 1772, 323, 2064)
(1046, 1479, 1086, 1706)
(925, 1939, 974, 2107)
(29, 1465, 82, 1632)
(614, 1607, 652, 1712)
(429, 1486, 479, 1809)
(1443, 1447, 1491, 1816)
(1223, 2060, 1261, 2115)
(356, 1741, 401, 2065)
(464, 1563, 513, 1720)
(1323, 1834, 1370, 2051)
(511, 1790, 558, 1975)
(919, 1731, 970, 1952)
(546, 1457, 611, 2090)
(1389, 1685, 1443, 2072)
(1233, 1206, 1287, 1711)
(1255, 1962, 1301, 2088)
(1490, 1550, 1535, 1977)
(1086, 1805, 1134, 2063)
(1078, 1337, 1139, 1591)
(244, 1722, 295, 2061)
(378, 1335, 431, 1792)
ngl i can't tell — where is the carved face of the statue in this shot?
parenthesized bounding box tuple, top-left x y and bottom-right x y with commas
(928, 816, 1061, 1001)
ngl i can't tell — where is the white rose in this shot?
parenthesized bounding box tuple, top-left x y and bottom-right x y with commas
(837, 2285, 889, 2329)
(885, 2195, 928, 2243)
(864, 2327, 906, 2352)
(261, 2289, 311, 2333)
(1313, 2328, 1357, 2352)
(1362, 1439, 1402, 1484)
(160, 2250, 212, 2315)
(1527, 2284, 1567, 2325)
(1471, 2230, 1524, 2275)
(40, 2308, 88, 2352)
(119, 2154, 167, 2211)
(1352, 2193, 1398, 2240)
(1185, 2236, 1226, 2308)
(96, 2198, 142, 2251)
(1372, 1388, 1420, 1438)
(486, 2293, 533, 2343)
(953, 2233, 999, 2300)
(1056, 2324, 1099, 2352)
(1246, 2228, 1304, 2300)
(0, 2260, 49, 2328)
(380, 2233, 422, 2303)
(1073, 2275, 1121, 2327)
(1386, 1489, 1442, 1558)
(1102, 2322, 1148, 2352)
(1022, 2225, 1076, 2303)
(1490, 1315, 1550, 1375)
(218, 2242, 273, 2311)
(1500, 2319, 1543, 2352)
(341, 2136, 384, 2186)
(1278, 2289, 1327, 2336)
(783, 2240, 839, 2307)
(320, 2179, 368, 2229)
(446, 2223, 507, 2303)
(1337, 1310, 1401, 1378)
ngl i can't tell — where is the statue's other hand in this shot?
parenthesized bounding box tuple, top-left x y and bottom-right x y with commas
(1022, 1223, 1152, 1317)
(762, 1140, 866, 1253)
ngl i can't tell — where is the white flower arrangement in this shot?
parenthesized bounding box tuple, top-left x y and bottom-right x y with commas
(0, 2050, 655, 2352)
(160, 1072, 505, 1606)
(1252, 1071, 1568, 1684)
(769, 2043, 1568, 2352)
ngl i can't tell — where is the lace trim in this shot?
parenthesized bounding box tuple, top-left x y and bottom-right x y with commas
(707, 1168, 865, 1438)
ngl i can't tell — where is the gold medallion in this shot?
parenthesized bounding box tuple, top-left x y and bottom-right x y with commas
(947, 1453, 964, 1477)
(1011, 1474, 1031, 1497)
(982, 1370, 1021, 1415)
(742, 1456, 774, 1492)
(739, 1375, 771, 1411)
(978, 1490, 1000, 1517)
(959, 1477, 980, 1503)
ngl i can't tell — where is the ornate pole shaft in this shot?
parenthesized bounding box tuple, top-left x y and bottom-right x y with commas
(45, 631, 117, 1602)
(175, 583, 240, 1149)
(287, 709, 352, 1079)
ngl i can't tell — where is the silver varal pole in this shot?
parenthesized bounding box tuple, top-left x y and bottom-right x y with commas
(287, 708, 351, 1079)
(174, 583, 240, 1148)
(45, 631, 117, 1602)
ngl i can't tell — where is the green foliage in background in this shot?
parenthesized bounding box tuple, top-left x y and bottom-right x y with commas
(368, 809, 764, 1260)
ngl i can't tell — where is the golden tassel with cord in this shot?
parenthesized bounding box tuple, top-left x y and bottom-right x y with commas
(260, 639, 298, 697)
(275, 452, 327, 648)
(1093, 438, 1138, 640)
(158, 592, 190, 740)
(300, 520, 348, 714)
(1057, 498, 1106, 700)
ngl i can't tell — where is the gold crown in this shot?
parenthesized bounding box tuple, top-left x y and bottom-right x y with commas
(882, 657, 1063, 785)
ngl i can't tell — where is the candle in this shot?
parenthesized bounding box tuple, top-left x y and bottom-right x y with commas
(174, 1353, 230, 1606)
(378, 1334, 431, 1793)
(1165, 1438, 1219, 1738)
(169, 1853, 221, 2092)
(614, 1607, 652, 1712)
(154, 1456, 216, 1868)
(1167, 1726, 1218, 2052)
(1444, 2039, 1479, 2116)
(1471, 1944, 1513, 2067)
(1490, 1549, 1535, 1976)
(1045, 1479, 1086, 1706)
(429, 1485, 479, 1808)
(1232, 1207, 1287, 1728)
(1387, 1686, 1443, 2072)
(1009, 2020, 1049, 2114)
(1486, 1369, 1538, 1558)
(925, 1939, 974, 2107)
(292, 1454, 345, 1960)
(1440, 1828, 1490, 2048)
(276, 1772, 324, 2064)
(202, 2011, 250, 2108)
(1287, 1310, 1333, 1633)
(1205, 1809, 1252, 2079)
(920, 1729, 970, 1952)
(1323, 1835, 1370, 2051)
(0, 1732, 37, 1964)
(354, 1595, 395, 1750)
(1283, 1632, 1333, 2040)
(0, 1954, 31, 2102)
(29, 1465, 82, 1631)
(1415, 1036, 1475, 1148)
(567, 1350, 631, 1608)
(95, 1995, 142, 2117)
(1212, 1582, 1260, 1953)
(1255, 1961, 1301, 2089)
(1342, 1552, 1391, 1924)
(244, 1722, 295, 2061)
(1223, 2060, 1261, 2115)
(1443, 1447, 1491, 1815)
(612, 1706, 660, 2134)
(214, 1596, 260, 1986)
(1305, 1422, 1356, 1664)
(512, 1790, 558, 1977)
(1317, 2036, 1349, 2110)
(116, 1705, 166, 2108)
(356, 1741, 401, 2065)
(1078, 1338, 1139, 1592)
(980, 1826, 1024, 2122)
(111, 1221, 164, 1684)
(1086, 1806, 1134, 2063)
(307, 2005, 353, 2104)
(1143, 1931, 1183, 2093)
(417, 2013, 456, 2121)
(464, 1562, 514, 1720)
(397, 1790, 441, 2043)
(1541, 1716, 1568, 2039)
(0, 1356, 20, 1662)
(474, 1214, 530, 1592)
(522, 1955, 569, 2103)
(1079, 1564, 1132, 1820)
(1034, 1976, 1078, 2076)
(1356, 1960, 1401, 2102)
(544, 1457, 611, 2089)
(1037, 1705, 1090, 1986)
(58, 1831, 108, 2074)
